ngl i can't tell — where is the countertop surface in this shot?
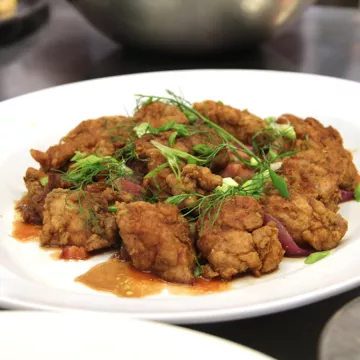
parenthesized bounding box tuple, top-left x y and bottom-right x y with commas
(0, 2, 360, 359)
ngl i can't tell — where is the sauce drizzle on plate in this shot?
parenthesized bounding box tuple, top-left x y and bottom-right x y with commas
(76, 257, 230, 298)
(12, 221, 41, 242)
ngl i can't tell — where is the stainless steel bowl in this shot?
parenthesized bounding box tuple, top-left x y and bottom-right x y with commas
(68, 0, 314, 53)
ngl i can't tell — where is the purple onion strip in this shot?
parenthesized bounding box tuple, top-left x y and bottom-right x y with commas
(264, 213, 313, 257)
(339, 189, 354, 203)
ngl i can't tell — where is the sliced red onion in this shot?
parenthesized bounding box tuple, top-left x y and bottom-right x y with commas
(121, 179, 143, 197)
(264, 213, 313, 257)
(339, 189, 354, 203)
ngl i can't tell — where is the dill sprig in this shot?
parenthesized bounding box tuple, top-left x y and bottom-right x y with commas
(135, 90, 293, 200)
(62, 152, 133, 191)
(60, 152, 134, 232)
(63, 189, 104, 234)
(194, 256, 202, 277)
(135, 90, 259, 161)
(251, 125, 298, 167)
(150, 141, 204, 181)
(114, 142, 138, 163)
(146, 141, 232, 184)
(133, 119, 191, 139)
(166, 173, 271, 231)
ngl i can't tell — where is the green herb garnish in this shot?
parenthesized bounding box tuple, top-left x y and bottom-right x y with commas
(192, 144, 215, 156)
(268, 168, 290, 200)
(40, 177, 48, 187)
(61, 154, 134, 231)
(150, 141, 203, 180)
(133, 122, 152, 138)
(71, 151, 87, 161)
(168, 132, 177, 147)
(144, 162, 169, 179)
(135, 90, 291, 201)
(264, 116, 296, 140)
(305, 251, 331, 264)
(194, 256, 202, 277)
(354, 184, 360, 202)
(166, 169, 269, 230)
(62, 154, 133, 188)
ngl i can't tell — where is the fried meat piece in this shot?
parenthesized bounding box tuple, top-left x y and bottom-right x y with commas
(174, 127, 230, 172)
(31, 116, 131, 170)
(278, 114, 343, 150)
(193, 100, 265, 144)
(167, 164, 222, 193)
(116, 201, 195, 284)
(166, 165, 222, 209)
(135, 122, 229, 196)
(141, 148, 173, 197)
(262, 191, 348, 251)
(40, 188, 128, 251)
(133, 102, 189, 128)
(197, 196, 284, 280)
(252, 224, 284, 273)
(220, 163, 254, 181)
(134, 133, 173, 196)
(337, 150, 360, 191)
(279, 114, 360, 191)
(281, 149, 342, 211)
(17, 168, 65, 224)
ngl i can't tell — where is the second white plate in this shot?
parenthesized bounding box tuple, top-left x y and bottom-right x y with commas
(0, 311, 273, 360)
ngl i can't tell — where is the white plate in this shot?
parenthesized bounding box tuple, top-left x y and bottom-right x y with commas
(0, 70, 359, 324)
(0, 311, 273, 360)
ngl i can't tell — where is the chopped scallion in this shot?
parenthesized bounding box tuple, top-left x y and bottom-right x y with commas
(40, 177, 48, 187)
(305, 251, 331, 264)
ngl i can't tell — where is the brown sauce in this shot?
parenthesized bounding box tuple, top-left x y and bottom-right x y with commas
(12, 220, 41, 242)
(76, 257, 230, 298)
(50, 249, 62, 260)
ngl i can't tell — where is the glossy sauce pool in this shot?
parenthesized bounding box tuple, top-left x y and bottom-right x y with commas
(76, 257, 230, 298)
(12, 220, 230, 298)
(12, 220, 41, 242)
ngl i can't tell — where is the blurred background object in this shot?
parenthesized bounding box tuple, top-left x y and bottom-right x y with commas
(0, 0, 49, 45)
(317, 0, 360, 6)
(67, 0, 315, 54)
(319, 297, 360, 360)
(0, 0, 18, 19)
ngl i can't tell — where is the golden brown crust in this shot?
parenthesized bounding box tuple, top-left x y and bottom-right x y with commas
(262, 192, 348, 251)
(133, 102, 189, 128)
(40, 189, 125, 251)
(31, 116, 131, 170)
(194, 100, 265, 144)
(197, 196, 283, 280)
(116, 201, 195, 284)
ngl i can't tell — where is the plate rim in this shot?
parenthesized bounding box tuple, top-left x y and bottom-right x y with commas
(0, 311, 275, 360)
(1, 275, 359, 324)
(0, 69, 359, 324)
(0, 68, 360, 106)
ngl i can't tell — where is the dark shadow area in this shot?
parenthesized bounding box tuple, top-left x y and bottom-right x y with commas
(183, 287, 360, 360)
(0, 0, 49, 46)
(86, 44, 269, 80)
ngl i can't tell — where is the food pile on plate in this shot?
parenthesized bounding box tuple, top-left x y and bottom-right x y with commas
(16, 91, 360, 285)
